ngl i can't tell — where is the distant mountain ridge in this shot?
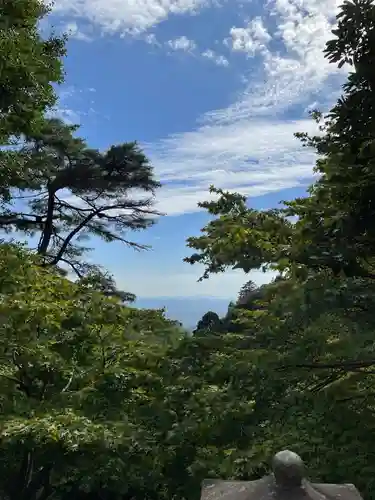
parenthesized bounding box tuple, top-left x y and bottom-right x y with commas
(134, 296, 231, 330)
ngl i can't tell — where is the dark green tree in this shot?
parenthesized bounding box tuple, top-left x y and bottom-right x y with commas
(1, 118, 161, 276)
(286, 0, 375, 279)
(0, 0, 66, 203)
(193, 311, 221, 335)
(237, 280, 257, 305)
(0, 0, 65, 142)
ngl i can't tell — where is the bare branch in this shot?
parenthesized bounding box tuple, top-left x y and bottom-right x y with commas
(50, 256, 83, 278)
(48, 203, 157, 266)
(0, 374, 21, 385)
(62, 368, 75, 392)
(12, 191, 48, 200)
(0, 213, 45, 225)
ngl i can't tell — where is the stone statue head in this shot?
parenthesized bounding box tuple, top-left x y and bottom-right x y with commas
(272, 450, 305, 489)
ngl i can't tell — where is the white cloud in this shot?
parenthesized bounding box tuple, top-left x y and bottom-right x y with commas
(142, 0, 347, 215)
(167, 35, 196, 52)
(229, 17, 271, 56)
(51, 0, 214, 35)
(201, 49, 229, 66)
(148, 118, 319, 215)
(50, 0, 347, 218)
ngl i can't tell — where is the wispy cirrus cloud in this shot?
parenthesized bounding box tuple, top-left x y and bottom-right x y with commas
(142, 0, 346, 215)
(148, 118, 319, 215)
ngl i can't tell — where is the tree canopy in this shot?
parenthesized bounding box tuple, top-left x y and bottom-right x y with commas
(0, 0, 66, 203)
(0, 0, 65, 143)
(0, 243, 183, 500)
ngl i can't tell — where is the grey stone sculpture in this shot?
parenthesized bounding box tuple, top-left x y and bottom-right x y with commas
(201, 450, 363, 500)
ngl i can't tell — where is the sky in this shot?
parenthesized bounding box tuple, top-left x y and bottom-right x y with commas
(37, 0, 347, 320)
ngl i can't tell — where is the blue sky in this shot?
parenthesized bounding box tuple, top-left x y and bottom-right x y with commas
(37, 0, 346, 310)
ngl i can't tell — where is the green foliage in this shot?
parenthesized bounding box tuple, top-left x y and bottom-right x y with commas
(193, 311, 221, 336)
(0, 0, 65, 143)
(182, 2, 375, 498)
(185, 186, 291, 279)
(0, 243, 182, 500)
(0, 0, 66, 205)
(78, 267, 137, 303)
(286, 0, 375, 278)
(5, 0, 375, 499)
